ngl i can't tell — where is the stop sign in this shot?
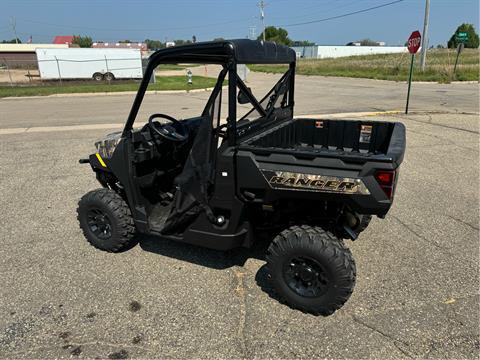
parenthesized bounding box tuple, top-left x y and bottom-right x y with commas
(407, 31, 422, 54)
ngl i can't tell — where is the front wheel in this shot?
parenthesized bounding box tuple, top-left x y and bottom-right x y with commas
(266, 225, 356, 315)
(77, 188, 137, 252)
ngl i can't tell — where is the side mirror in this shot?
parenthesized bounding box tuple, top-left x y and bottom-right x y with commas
(237, 87, 252, 105)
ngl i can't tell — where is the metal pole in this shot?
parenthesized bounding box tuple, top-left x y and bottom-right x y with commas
(420, 0, 430, 71)
(453, 47, 460, 74)
(405, 54, 415, 114)
(10, 17, 19, 44)
(259, 0, 266, 41)
(453, 43, 463, 75)
(4, 58, 13, 87)
(54, 56, 62, 86)
(104, 55, 110, 84)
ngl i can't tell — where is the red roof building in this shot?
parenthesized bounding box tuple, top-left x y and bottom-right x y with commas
(53, 36, 75, 46)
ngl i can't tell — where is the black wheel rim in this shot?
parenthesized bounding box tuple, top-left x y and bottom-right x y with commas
(87, 208, 112, 239)
(283, 256, 330, 298)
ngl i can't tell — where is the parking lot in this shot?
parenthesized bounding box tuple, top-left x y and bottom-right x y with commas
(0, 74, 478, 358)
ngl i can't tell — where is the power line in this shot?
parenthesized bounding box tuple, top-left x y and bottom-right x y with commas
(279, 0, 405, 27)
(15, 17, 252, 33)
(268, 0, 357, 23)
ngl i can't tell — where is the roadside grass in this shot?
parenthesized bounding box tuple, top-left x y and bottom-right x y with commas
(0, 75, 218, 98)
(249, 49, 479, 82)
(158, 64, 195, 70)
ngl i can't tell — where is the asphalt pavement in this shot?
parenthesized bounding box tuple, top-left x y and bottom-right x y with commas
(0, 72, 478, 129)
(0, 74, 478, 359)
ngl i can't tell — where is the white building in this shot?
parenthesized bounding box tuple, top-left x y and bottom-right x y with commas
(292, 45, 407, 59)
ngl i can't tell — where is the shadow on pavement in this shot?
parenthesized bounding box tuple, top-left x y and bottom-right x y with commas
(138, 233, 271, 270)
(137, 233, 282, 303)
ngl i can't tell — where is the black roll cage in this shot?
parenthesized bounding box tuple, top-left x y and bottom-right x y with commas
(121, 39, 296, 145)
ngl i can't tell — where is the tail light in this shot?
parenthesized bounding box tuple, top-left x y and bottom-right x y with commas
(375, 170, 396, 199)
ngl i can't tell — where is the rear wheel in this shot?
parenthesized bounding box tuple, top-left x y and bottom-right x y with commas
(266, 225, 356, 315)
(104, 72, 115, 81)
(92, 72, 104, 81)
(77, 188, 137, 252)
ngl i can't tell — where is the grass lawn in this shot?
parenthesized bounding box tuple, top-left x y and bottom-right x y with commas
(157, 64, 195, 70)
(249, 49, 479, 82)
(0, 75, 218, 98)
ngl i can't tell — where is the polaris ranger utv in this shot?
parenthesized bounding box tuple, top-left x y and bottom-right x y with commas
(78, 40, 406, 315)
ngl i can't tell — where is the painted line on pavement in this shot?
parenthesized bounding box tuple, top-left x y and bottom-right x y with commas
(297, 110, 401, 119)
(0, 123, 123, 135)
(0, 110, 401, 136)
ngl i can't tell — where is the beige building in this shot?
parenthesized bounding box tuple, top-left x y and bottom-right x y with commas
(0, 43, 68, 69)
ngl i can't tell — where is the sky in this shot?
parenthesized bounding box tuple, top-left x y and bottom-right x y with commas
(0, 0, 478, 47)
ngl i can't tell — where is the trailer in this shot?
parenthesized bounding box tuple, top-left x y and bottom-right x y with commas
(35, 48, 143, 81)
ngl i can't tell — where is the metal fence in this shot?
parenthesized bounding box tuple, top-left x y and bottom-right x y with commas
(0, 57, 150, 87)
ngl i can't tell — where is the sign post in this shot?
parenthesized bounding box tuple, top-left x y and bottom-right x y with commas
(453, 42, 465, 74)
(453, 32, 468, 76)
(405, 30, 421, 114)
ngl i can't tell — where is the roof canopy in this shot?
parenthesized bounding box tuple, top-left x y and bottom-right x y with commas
(149, 39, 296, 65)
(53, 36, 75, 45)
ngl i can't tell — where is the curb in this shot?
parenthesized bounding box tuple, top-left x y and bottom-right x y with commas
(0, 86, 217, 100)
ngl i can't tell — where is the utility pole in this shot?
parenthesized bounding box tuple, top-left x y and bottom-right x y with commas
(249, 26, 256, 40)
(10, 17, 19, 44)
(258, 1, 266, 41)
(420, 0, 430, 71)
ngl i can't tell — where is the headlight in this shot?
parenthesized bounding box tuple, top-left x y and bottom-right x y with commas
(95, 131, 122, 159)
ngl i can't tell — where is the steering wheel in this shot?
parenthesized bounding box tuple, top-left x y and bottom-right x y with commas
(148, 113, 188, 142)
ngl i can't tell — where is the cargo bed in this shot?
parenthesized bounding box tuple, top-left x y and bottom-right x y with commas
(239, 118, 405, 166)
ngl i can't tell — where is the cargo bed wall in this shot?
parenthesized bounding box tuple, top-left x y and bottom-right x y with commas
(244, 118, 395, 155)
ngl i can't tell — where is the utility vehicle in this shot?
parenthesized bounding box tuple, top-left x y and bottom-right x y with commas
(78, 40, 406, 315)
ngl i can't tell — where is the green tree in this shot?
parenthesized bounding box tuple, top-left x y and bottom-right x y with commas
(1, 38, 21, 44)
(257, 26, 292, 46)
(174, 39, 192, 46)
(359, 38, 380, 46)
(72, 35, 92, 48)
(448, 23, 479, 48)
(213, 37, 225, 41)
(145, 39, 165, 50)
(291, 40, 315, 46)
